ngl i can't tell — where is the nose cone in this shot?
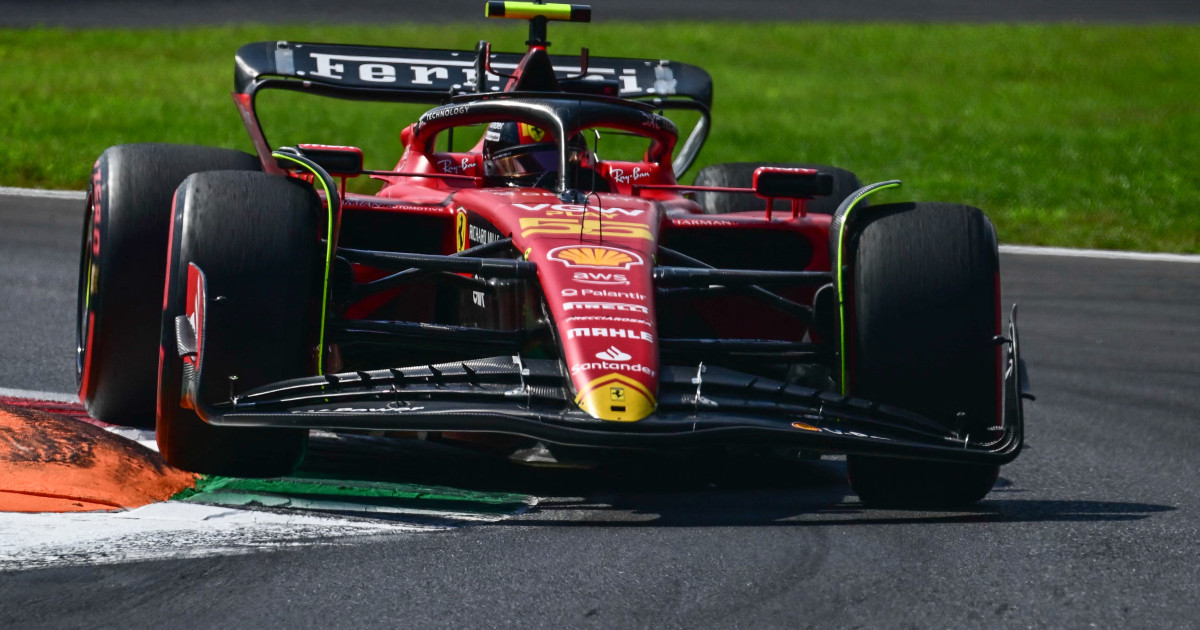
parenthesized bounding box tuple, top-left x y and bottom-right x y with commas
(574, 372, 656, 422)
(530, 243, 660, 422)
(497, 194, 664, 423)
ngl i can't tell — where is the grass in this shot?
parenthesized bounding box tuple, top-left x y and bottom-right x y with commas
(1, 23, 1198, 252)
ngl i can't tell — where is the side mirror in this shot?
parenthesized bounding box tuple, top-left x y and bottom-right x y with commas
(286, 144, 364, 177)
(753, 167, 833, 199)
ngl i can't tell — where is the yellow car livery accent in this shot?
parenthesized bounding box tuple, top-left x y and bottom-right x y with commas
(574, 372, 656, 422)
(485, 1, 590, 22)
(455, 210, 468, 251)
(519, 217, 653, 241)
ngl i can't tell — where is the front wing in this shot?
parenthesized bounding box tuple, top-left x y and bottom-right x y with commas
(188, 310, 1028, 466)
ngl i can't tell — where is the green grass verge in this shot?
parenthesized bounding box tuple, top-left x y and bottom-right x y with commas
(2, 23, 1198, 251)
(171, 474, 531, 514)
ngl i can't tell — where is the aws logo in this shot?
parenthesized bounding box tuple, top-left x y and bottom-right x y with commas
(548, 245, 644, 270)
(573, 272, 628, 285)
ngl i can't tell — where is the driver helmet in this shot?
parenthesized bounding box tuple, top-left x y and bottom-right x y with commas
(483, 122, 591, 186)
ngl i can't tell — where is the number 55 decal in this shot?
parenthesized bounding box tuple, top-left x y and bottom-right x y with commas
(519, 217, 653, 241)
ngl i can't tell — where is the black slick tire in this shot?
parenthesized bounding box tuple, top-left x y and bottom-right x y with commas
(157, 170, 319, 477)
(691, 162, 862, 215)
(843, 202, 1002, 507)
(77, 144, 260, 427)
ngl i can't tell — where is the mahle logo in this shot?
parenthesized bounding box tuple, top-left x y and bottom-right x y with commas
(548, 245, 643, 269)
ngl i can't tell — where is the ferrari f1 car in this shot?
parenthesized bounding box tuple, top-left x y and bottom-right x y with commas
(77, 2, 1028, 506)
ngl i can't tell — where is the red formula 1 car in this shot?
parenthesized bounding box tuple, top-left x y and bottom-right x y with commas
(77, 2, 1028, 506)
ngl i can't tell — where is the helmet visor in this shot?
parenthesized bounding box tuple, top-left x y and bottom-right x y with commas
(490, 142, 589, 178)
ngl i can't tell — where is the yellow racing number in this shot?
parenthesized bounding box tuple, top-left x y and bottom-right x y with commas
(519, 217, 652, 241)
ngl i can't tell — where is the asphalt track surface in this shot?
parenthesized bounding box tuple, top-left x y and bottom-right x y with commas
(3, 4, 1200, 628)
(2, 188, 1199, 627)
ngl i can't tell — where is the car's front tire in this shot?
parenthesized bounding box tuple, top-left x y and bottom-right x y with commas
(77, 144, 260, 427)
(157, 170, 319, 477)
(843, 202, 1003, 507)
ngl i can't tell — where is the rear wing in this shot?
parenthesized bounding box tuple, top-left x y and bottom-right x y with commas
(233, 41, 713, 174)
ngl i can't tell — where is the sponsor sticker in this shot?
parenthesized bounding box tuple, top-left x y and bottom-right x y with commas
(595, 346, 631, 361)
(564, 301, 649, 314)
(572, 271, 628, 285)
(420, 104, 470, 122)
(565, 315, 653, 327)
(548, 246, 643, 269)
(566, 328, 654, 343)
(437, 157, 473, 174)
(519, 123, 545, 143)
(609, 167, 651, 185)
(455, 210, 468, 251)
(519, 217, 653, 241)
(513, 203, 645, 217)
(342, 199, 448, 213)
(569, 361, 656, 377)
(301, 51, 649, 93)
(671, 219, 737, 227)
(562, 288, 647, 300)
(469, 223, 503, 245)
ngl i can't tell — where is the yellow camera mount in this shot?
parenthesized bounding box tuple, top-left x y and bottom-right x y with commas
(484, 1, 592, 46)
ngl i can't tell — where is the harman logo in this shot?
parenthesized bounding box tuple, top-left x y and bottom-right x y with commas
(595, 346, 631, 361)
(549, 245, 643, 269)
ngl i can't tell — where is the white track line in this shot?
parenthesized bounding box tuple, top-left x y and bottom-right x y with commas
(3, 187, 1199, 262)
(0, 502, 434, 571)
(999, 244, 1200, 263)
(0, 387, 79, 403)
(0, 186, 86, 200)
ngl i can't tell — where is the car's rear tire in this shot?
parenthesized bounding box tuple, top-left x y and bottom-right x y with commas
(691, 162, 862, 215)
(843, 202, 1002, 507)
(77, 144, 261, 427)
(157, 170, 319, 477)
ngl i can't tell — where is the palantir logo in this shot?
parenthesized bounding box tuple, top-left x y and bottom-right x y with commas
(595, 346, 631, 362)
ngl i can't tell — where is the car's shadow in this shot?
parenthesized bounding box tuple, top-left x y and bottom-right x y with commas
(298, 432, 1174, 527)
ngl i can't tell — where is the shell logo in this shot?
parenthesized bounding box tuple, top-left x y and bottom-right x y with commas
(548, 246, 644, 269)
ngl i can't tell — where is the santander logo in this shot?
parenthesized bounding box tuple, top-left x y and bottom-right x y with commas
(595, 346, 632, 362)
